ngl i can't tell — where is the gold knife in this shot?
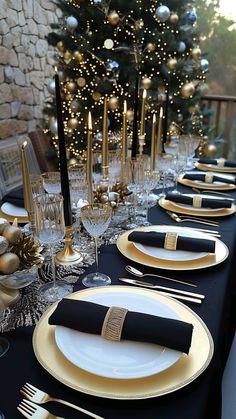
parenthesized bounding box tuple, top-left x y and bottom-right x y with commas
(119, 278, 204, 303)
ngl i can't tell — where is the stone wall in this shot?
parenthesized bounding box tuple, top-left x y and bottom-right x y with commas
(0, 0, 61, 141)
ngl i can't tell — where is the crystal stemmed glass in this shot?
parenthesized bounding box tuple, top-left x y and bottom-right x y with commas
(156, 154, 173, 198)
(0, 296, 9, 357)
(124, 159, 145, 228)
(142, 169, 160, 226)
(172, 153, 187, 194)
(41, 172, 61, 194)
(80, 203, 112, 287)
(33, 193, 73, 302)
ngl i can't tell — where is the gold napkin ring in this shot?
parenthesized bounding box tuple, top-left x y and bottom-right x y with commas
(192, 195, 202, 208)
(205, 172, 214, 183)
(164, 232, 178, 251)
(217, 158, 225, 167)
(101, 306, 128, 342)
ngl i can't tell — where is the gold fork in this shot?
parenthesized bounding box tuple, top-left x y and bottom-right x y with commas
(20, 383, 105, 419)
(17, 398, 64, 419)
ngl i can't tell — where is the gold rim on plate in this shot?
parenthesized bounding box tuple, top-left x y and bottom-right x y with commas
(178, 174, 236, 191)
(116, 225, 229, 271)
(195, 162, 236, 174)
(0, 208, 28, 224)
(32, 286, 214, 400)
(159, 197, 236, 218)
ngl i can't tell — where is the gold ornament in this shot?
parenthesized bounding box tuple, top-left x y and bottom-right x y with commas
(170, 13, 179, 23)
(3, 225, 23, 244)
(191, 47, 201, 60)
(169, 123, 179, 135)
(67, 118, 78, 129)
(203, 143, 217, 157)
(142, 77, 152, 89)
(127, 109, 134, 122)
(0, 236, 8, 255)
(111, 182, 130, 203)
(92, 91, 101, 101)
(167, 57, 177, 70)
(108, 11, 120, 25)
(135, 19, 144, 29)
(66, 81, 77, 93)
(73, 51, 84, 63)
(146, 43, 156, 52)
(181, 82, 195, 99)
(0, 218, 9, 234)
(77, 77, 86, 87)
(0, 252, 20, 274)
(108, 96, 119, 110)
(68, 158, 78, 168)
(70, 100, 80, 112)
(56, 41, 64, 52)
(63, 50, 72, 62)
(10, 235, 42, 268)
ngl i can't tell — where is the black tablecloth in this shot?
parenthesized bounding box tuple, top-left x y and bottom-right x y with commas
(1, 184, 236, 419)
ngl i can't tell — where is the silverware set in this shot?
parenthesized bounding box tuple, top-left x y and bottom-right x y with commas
(166, 210, 219, 228)
(18, 382, 104, 419)
(192, 187, 233, 197)
(125, 265, 196, 287)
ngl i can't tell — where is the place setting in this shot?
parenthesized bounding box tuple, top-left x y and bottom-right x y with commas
(195, 157, 236, 173)
(178, 171, 236, 191)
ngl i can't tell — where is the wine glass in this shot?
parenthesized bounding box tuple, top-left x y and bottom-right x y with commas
(33, 193, 73, 302)
(41, 172, 61, 194)
(156, 154, 173, 198)
(172, 152, 187, 193)
(142, 169, 160, 226)
(0, 296, 9, 358)
(80, 203, 112, 287)
(124, 159, 145, 228)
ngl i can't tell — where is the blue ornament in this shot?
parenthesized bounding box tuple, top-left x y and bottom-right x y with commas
(177, 41, 186, 53)
(187, 11, 197, 23)
(66, 16, 78, 30)
(201, 58, 209, 72)
(155, 5, 170, 22)
(106, 60, 119, 72)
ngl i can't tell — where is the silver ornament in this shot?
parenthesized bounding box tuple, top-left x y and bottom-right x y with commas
(66, 16, 78, 30)
(177, 41, 186, 53)
(200, 58, 209, 71)
(47, 79, 55, 94)
(155, 5, 170, 22)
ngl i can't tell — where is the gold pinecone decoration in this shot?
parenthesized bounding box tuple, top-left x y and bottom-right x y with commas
(111, 182, 131, 203)
(10, 235, 43, 268)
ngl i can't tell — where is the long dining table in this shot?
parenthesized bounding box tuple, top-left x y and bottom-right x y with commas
(0, 182, 236, 419)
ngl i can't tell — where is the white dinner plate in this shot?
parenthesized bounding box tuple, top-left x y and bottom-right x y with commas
(1, 202, 28, 218)
(132, 225, 208, 262)
(55, 291, 182, 379)
(168, 194, 224, 212)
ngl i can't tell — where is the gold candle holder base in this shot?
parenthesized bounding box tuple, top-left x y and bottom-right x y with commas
(55, 225, 83, 265)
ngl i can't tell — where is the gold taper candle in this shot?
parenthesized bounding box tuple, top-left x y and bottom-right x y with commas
(156, 107, 163, 156)
(140, 89, 147, 136)
(122, 100, 127, 164)
(20, 140, 34, 223)
(86, 112, 93, 204)
(150, 113, 157, 170)
(102, 96, 108, 178)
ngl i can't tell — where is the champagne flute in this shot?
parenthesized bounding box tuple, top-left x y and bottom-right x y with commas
(0, 296, 9, 358)
(80, 203, 112, 287)
(34, 193, 73, 302)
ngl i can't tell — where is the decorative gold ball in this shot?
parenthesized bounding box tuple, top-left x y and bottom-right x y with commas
(141, 77, 152, 89)
(68, 158, 78, 167)
(73, 51, 84, 63)
(203, 143, 217, 157)
(66, 81, 77, 93)
(0, 252, 20, 274)
(108, 11, 120, 25)
(135, 19, 144, 29)
(56, 41, 64, 52)
(169, 123, 179, 135)
(70, 100, 80, 112)
(108, 96, 119, 110)
(63, 50, 72, 61)
(167, 57, 177, 70)
(191, 47, 201, 60)
(3, 225, 23, 244)
(0, 218, 9, 234)
(67, 118, 78, 129)
(170, 13, 179, 23)
(146, 43, 156, 52)
(92, 91, 101, 101)
(181, 82, 195, 99)
(77, 77, 86, 87)
(127, 110, 134, 122)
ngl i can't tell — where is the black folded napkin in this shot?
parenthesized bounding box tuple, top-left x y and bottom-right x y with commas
(2, 187, 24, 208)
(183, 172, 236, 185)
(49, 298, 193, 354)
(165, 192, 232, 209)
(198, 157, 236, 168)
(128, 231, 216, 253)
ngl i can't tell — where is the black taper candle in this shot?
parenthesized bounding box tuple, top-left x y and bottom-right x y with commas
(54, 69, 72, 227)
(131, 67, 139, 159)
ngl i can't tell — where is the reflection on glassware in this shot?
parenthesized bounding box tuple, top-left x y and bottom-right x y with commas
(0, 297, 9, 357)
(34, 193, 73, 302)
(41, 172, 61, 194)
(156, 154, 173, 198)
(179, 135, 201, 169)
(80, 204, 112, 287)
(172, 153, 187, 193)
(124, 159, 145, 228)
(142, 170, 160, 226)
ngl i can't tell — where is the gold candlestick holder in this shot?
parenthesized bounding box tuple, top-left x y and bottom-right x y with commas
(55, 225, 83, 265)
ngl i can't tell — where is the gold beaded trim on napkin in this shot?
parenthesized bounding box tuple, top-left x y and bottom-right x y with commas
(217, 158, 226, 167)
(101, 306, 128, 341)
(164, 232, 178, 251)
(192, 195, 202, 208)
(205, 172, 214, 183)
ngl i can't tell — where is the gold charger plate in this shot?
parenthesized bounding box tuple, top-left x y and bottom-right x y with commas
(0, 208, 28, 224)
(195, 162, 236, 174)
(33, 286, 214, 400)
(159, 197, 236, 218)
(116, 225, 228, 271)
(178, 174, 236, 191)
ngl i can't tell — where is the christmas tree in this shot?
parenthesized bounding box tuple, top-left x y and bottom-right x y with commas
(44, 0, 209, 163)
